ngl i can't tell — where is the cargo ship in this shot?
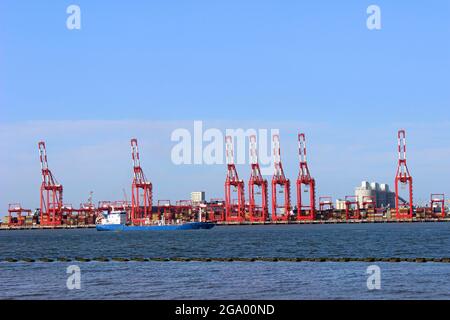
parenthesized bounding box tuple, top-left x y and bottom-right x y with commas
(96, 210, 215, 231)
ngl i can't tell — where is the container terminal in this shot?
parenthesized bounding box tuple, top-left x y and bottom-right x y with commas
(1, 129, 448, 230)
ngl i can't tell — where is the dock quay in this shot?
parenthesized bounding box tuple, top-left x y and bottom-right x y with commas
(216, 218, 450, 225)
(0, 224, 96, 231)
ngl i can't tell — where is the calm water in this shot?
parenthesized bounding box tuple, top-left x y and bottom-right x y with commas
(1, 223, 450, 299)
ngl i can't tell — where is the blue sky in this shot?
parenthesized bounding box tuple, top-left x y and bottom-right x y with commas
(0, 1, 449, 213)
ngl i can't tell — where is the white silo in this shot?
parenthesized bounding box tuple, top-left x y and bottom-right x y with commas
(361, 181, 370, 189)
(370, 182, 380, 191)
(355, 181, 375, 207)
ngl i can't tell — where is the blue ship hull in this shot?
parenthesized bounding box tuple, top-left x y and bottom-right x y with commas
(96, 222, 215, 231)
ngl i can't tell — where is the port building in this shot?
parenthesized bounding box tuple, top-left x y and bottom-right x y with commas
(355, 181, 396, 209)
(191, 191, 206, 205)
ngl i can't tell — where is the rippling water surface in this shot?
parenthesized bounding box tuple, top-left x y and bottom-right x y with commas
(1, 223, 449, 299)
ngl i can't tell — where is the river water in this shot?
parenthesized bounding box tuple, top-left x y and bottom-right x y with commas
(1, 223, 449, 299)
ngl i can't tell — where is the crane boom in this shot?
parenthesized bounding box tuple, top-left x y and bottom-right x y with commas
(130, 138, 153, 225)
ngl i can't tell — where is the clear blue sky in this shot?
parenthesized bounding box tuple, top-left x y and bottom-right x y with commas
(0, 1, 449, 213)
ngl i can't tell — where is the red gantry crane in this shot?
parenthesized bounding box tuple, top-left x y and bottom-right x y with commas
(130, 138, 153, 225)
(224, 135, 245, 222)
(395, 130, 413, 219)
(8, 203, 32, 226)
(296, 133, 316, 220)
(207, 198, 225, 222)
(319, 196, 333, 212)
(157, 200, 175, 222)
(271, 134, 291, 221)
(430, 194, 445, 218)
(345, 195, 360, 220)
(362, 195, 376, 212)
(248, 134, 268, 222)
(38, 141, 63, 226)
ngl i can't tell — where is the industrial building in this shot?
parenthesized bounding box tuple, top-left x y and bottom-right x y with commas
(191, 191, 206, 205)
(335, 199, 346, 210)
(355, 181, 396, 209)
